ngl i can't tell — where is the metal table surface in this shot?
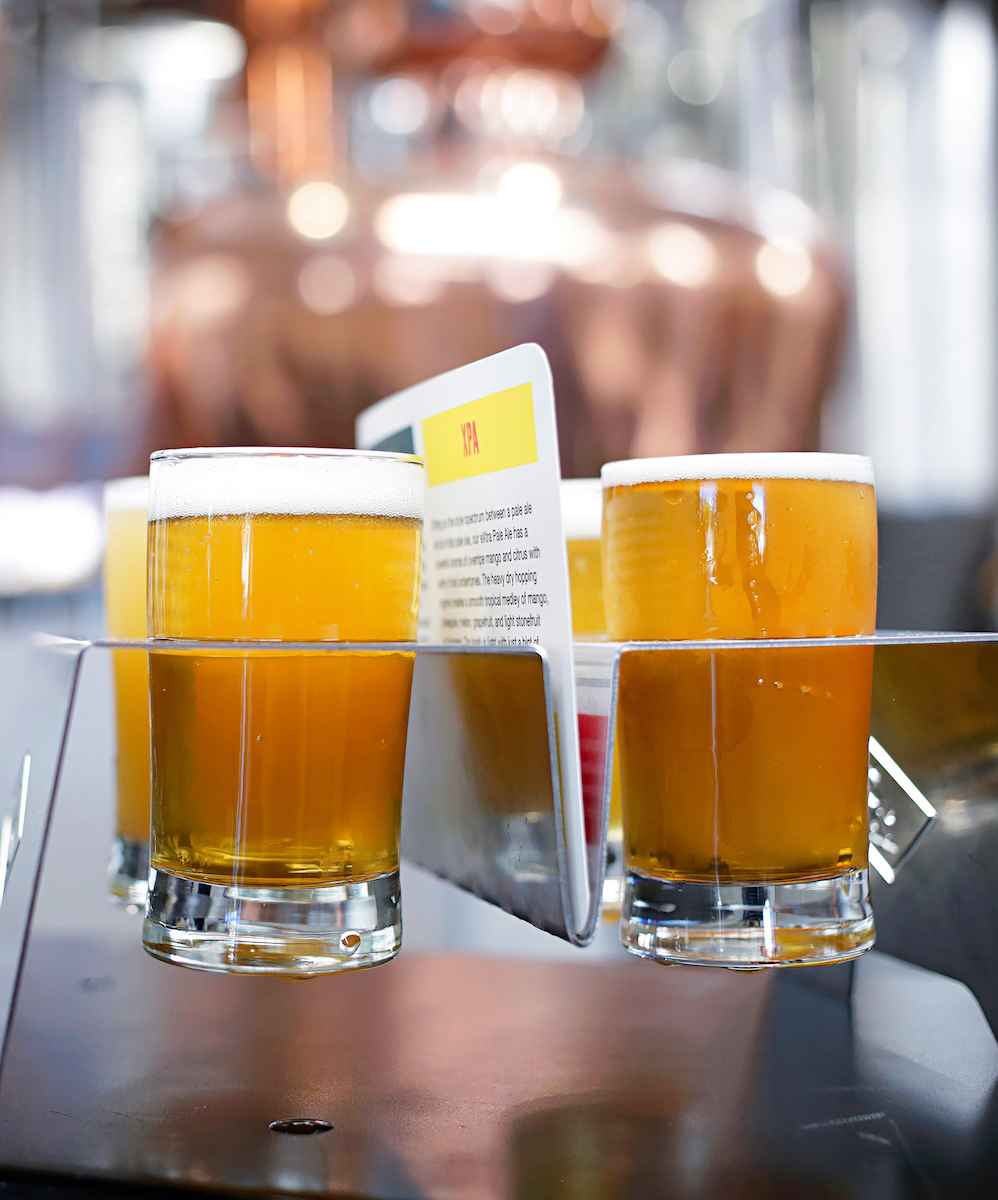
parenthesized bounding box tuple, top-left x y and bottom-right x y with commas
(1, 930, 998, 1199)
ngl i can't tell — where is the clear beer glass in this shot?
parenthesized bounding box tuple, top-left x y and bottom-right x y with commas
(562, 479, 606, 640)
(143, 448, 424, 975)
(602, 453, 877, 968)
(562, 479, 624, 916)
(103, 476, 151, 910)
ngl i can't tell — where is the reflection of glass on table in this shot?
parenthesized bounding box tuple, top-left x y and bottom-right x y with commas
(143, 447, 423, 976)
(561, 478, 623, 917)
(102, 476, 151, 912)
(603, 453, 878, 968)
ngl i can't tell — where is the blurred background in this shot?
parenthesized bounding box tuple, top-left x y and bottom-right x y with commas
(0, 0, 996, 627)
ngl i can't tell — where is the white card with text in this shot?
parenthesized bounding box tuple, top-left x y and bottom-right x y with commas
(355, 344, 590, 928)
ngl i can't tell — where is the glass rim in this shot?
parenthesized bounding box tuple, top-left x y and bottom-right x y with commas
(150, 446, 423, 468)
(600, 451, 874, 488)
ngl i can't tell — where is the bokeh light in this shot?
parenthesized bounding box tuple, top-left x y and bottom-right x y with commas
(667, 49, 724, 106)
(754, 238, 814, 297)
(286, 181, 350, 241)
(648, 223, 717, 288)
(153, 254, 252, 330)
(495, 162, 563, 212)
(373, 255, 446, 306)
(487, 261, 555, 302)
(298, 255, 357, 315)
(369, 77, 431, 136)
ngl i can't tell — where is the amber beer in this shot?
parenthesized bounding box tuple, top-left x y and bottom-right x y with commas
(602, 453, 878, 967)
(103, 476, 151, 908)
(144, 448, 423, 976)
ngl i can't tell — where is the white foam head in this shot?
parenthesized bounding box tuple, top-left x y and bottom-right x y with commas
(601, 452, 874, 488)
(104, 476, 149, 515)
(149, 448, 424, 520)
(561, 478, 602, 540)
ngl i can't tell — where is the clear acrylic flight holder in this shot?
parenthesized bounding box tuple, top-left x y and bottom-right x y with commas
(4, 631, 998, 1068)
(0, 635, 616, 1075)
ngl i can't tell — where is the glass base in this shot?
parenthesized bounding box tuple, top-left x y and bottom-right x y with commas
(142, 868, 401, 977)
(107, 836, 150, 913)
(621, 867, 875, 969)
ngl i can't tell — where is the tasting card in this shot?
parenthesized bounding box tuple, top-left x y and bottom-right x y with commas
(356, 343, 594, 932)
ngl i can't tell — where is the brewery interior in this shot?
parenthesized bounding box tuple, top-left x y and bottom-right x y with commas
(2, 0, 998, 1196)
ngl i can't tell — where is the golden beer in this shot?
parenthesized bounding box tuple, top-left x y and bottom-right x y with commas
(562, 478, 606, 639)
(103, 476, 151, 907)
(617, 644, 873, 882)
(567, 539, 605, 637)
(149, 512, 420, 885)
(144, 448, 423, 975)
(602, 452, 877, 966)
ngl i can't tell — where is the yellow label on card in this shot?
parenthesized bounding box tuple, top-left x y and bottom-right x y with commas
(421, 383, 537, 486)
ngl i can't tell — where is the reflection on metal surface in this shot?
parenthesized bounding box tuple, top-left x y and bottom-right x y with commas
(867, 736, 936, 883)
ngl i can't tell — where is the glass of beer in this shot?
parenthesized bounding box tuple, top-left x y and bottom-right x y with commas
(562, 479, 624, 916)
(103, 476, 151, 911)
(562, 479, 606, 639)
(143, 448, 424, 976)
(602, 453, 877, 968)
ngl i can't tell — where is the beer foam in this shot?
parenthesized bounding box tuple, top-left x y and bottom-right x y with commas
(561, 478, 603, 540)
(149, 449, 424, 520)
(601, 452, 874, 488)
(103, 475, 149, 514)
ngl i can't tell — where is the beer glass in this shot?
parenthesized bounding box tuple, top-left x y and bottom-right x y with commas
(562, 479, 606, 639)
(562, 478, 624, 915)
(602, 453, 877, 968)
(143, 448, 424, 975)
(103, 476, 151, 910)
